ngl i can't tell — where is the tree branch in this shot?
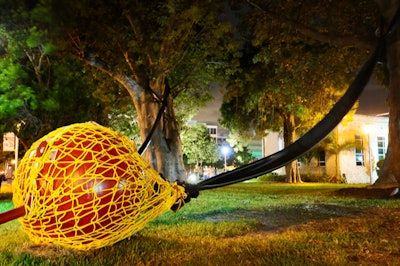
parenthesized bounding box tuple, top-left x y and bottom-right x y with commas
(83, 53, 143, 101)
(67, 33, 154, 102)
(246, 0, 376, 51)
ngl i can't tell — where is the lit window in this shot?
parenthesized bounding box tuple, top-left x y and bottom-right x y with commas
(318, 150, 326, 167)
(377, 136, 386, 160)
(355, 135, 364, 166)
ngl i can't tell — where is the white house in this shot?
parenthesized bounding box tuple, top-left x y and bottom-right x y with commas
(262, 114, 389, 184)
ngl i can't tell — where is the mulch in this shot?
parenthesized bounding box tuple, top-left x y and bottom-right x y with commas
(334, 186, 400, 198)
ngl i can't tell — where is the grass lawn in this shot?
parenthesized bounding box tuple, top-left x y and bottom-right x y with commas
(0, 181, 399, 265)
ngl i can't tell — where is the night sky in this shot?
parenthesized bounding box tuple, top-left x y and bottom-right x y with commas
(194, 78, 389, 126)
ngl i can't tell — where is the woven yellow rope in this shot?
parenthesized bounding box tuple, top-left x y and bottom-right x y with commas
(12, 122, 185, 250)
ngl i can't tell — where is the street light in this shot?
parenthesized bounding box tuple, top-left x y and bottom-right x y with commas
(221, 145, 229, 172)
(363, 125, 374, 184)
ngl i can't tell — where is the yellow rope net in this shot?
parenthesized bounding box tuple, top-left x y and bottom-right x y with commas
(12, 122, 185, 250)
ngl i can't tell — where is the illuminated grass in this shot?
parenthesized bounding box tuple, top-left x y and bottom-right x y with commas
(0, 182, 399, 265)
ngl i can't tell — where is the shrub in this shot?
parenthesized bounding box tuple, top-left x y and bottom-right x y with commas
(301, 174, 330, 183)
(257, 173, 286, 182)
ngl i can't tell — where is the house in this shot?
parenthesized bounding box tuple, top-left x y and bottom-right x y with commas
(262, 114, 389, 184)
(333, 114, 388, 184)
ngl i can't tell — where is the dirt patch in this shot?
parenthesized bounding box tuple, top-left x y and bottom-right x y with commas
(202, 187, 399, 231)
(202, 203, 370, 231)
(334, 186, 400, 198)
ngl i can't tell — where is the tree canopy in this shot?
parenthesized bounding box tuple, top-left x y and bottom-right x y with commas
(43, 0, 238, 180)
(181, 123, 219, 169)
(220, 1, 372, 182)
(50, 0, 233, 115)
(222, 0, 400, 188)
(0, 1, 109, 149)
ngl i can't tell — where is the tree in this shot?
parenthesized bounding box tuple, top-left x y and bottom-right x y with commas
(0, 2, 108, 150)
(181, 123, 219, 174)
(225, 130, 256, 166)
(374, 1, 400, 188)
(47, 0, 236, 181)
(232, 146, 255, 167)
(240, 0, 400, 188)
(108, 106, 141, 144)
(220, 7, 363, 183)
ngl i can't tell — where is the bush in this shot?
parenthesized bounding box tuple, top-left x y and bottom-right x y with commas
(376, 158, 385, 176)
(301, 174, 330, 183)
(257, 173, 286, 182)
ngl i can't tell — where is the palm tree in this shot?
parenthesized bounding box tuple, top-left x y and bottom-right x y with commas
(321, 129, 358, 183)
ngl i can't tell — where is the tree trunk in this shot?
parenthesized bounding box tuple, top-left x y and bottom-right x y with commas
(334, 130, 343, 183)
(373, 0, 400, 188)
(133, 79, 186, 182)
(83, 56, 187, 182)
(285, 160, 301, 183)
(283, 112, 302, 183)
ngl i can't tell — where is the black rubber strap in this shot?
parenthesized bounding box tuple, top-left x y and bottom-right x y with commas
(138, 83, 171, 155)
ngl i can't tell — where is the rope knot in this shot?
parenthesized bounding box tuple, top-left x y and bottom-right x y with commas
(170, 181, 199, 212)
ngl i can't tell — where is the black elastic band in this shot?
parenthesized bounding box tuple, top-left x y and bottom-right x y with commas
(138, 83, 171, 155)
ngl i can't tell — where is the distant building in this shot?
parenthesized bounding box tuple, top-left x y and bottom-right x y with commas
(205, 124, 229, 145)
(247, 138, 263, 159)
(262, 114, 389, 184)
(262, 131, 286, 175)
(189, 120, 229, 145)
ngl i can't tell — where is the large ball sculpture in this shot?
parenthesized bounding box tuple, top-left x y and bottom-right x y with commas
(12, 122, 185, 250)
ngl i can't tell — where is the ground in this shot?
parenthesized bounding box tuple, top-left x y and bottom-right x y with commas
(203, 186, 400, 229)
(201, 186, 400, 265)
(335, 186, 400, 198)
(2, 182, 399, 264)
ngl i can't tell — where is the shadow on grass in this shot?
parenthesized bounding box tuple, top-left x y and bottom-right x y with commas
(334, 187, 400, 198)
(200, 203, 370, 232)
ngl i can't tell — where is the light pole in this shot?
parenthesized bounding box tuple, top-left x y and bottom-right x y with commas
(221, 145, 229, 172)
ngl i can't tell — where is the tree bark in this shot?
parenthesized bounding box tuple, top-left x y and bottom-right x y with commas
(373, 0, 400, 188)
(130, 78, 186, 182)
(83, 58, 186, 181)
(283, 111, 302, 183)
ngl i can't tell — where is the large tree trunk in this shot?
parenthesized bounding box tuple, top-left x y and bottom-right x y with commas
(84, 59, 187, 182)
(283, 112, 302, 183)
(373, 0, 400, 188)
(132, 79, 186, 182)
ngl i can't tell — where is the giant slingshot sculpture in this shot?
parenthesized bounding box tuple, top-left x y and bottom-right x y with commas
(0, 14, 397, 250)
(4, 122, 186, 250)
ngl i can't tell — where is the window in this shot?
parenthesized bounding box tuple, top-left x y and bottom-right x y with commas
(318, 150, 326, 167)
(207, 127, 217, 135)
(355, 135, 364, 166)
(377, 136, 386, 160)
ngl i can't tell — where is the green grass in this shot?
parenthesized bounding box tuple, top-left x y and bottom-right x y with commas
(0, 182, 399, 265)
